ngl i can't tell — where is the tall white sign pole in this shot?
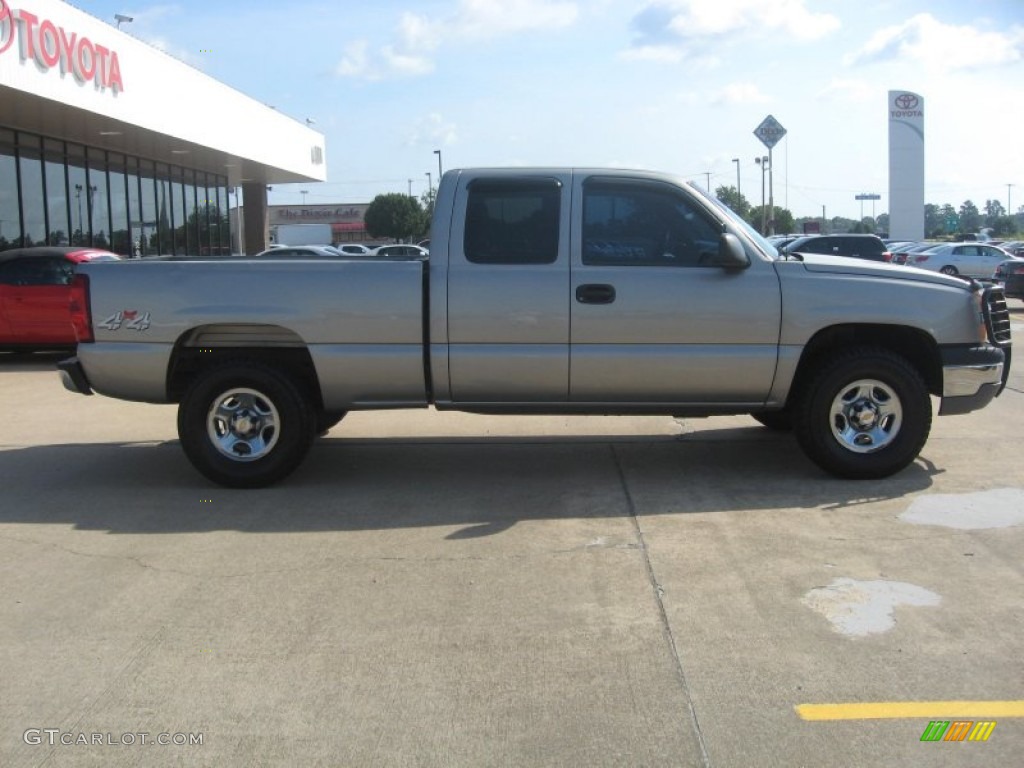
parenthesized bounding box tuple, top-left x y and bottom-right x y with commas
(888, 91, 925, 240)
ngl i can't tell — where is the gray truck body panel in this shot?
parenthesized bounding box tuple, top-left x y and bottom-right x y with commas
(71, 168, 1004, 418)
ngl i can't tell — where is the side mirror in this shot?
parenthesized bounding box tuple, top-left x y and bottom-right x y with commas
(716, 233, 750, 270)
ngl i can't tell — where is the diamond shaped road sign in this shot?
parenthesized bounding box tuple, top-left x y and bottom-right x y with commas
(754, 115, 787, 149)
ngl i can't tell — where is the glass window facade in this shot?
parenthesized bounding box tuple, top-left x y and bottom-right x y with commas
(0, 128, 230, 257)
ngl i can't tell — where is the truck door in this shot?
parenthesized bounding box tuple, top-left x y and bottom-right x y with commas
(569, 176, 781, 404)
(445, 174, 571, 403)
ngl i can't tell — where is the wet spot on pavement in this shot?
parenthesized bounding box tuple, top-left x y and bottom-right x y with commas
(900, 488, 1024, 530)
(802, 578, 940, 637)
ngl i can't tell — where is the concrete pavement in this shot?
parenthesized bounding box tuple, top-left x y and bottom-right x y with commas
(1, 326, 1022, 766)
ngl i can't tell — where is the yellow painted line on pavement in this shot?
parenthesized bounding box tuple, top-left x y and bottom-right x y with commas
(796, 701, 1024, 721)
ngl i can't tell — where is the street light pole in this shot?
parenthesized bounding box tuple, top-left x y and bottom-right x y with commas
(755, 156, 768, 233)
(300, 190, 308, 207)
(425, 172, 432, 196)
(1009, 183, 1015, 216)
(434, 150, 443, 182)
(732, 158, 740, 197)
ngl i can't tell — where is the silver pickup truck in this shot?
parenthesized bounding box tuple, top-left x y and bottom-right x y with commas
(58, 168, 1012, 487)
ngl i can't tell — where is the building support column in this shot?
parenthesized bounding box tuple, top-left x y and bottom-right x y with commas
(242, 182, 269, 255)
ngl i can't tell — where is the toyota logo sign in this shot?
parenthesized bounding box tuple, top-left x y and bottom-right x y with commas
(894, 93, 919, 110)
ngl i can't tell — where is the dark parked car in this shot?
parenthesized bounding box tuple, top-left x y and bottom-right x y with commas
(994, 259, 1024, 299)
(0, 246, 120, 351)
(371, 245, 429, 258)
(998, 241, 1024, 257)
(783, 234, 892, 262)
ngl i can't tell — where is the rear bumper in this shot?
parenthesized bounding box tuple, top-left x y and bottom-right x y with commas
(938, 344, 1008, 415)
(57, 356, 93, 395)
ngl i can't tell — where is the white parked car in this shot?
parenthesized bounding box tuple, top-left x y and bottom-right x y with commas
(334, 244, 373, 255)
(905, 243, 1016, 278)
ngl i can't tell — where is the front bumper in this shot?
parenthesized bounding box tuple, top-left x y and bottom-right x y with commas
(57, 356, 93, 395)
(938, 344, 1008, 415)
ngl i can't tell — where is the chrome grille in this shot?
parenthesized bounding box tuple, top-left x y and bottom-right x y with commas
(984, 286, 1011, 345)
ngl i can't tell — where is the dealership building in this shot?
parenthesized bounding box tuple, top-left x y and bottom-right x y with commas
(0, 0, 326, 256)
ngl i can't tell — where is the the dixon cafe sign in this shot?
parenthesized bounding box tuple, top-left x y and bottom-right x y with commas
(0, 0, 125, 93)
(276, 206, 365, 222)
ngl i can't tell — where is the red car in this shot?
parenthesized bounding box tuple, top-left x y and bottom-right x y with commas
(0, 247, 120, 351)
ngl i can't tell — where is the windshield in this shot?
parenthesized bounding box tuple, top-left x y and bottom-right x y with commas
(687, 182, 779, 259)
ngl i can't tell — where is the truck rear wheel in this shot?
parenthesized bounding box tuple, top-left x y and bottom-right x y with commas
(177, 362, 315, 488)
(794, 348, 931, 479)
(315, 410, 347, 436)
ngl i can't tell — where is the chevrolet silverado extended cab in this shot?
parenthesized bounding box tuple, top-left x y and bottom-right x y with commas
(58, 168, 1011, 487)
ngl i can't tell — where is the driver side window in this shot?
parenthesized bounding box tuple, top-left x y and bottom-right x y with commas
(582, 182, 721, 267)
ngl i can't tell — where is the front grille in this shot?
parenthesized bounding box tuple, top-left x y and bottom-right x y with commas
(983, 285, 1011, 345)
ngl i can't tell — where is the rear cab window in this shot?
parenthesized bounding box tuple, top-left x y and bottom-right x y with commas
(463, 180, 561, 265)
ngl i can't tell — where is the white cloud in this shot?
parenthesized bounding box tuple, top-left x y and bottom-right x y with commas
(626, 0, 839, 60)
(126, 4, 205, 68)
(816, 78, 875, 103)
(711, 82, 769, 105)
(335, 41, 374, 79)
(453, 0, 578, 39)
(847, 13, 1024, 73)
(336, 0, 578, 81)
(407, 113, 459, 147)
(619, 45, 685, 63)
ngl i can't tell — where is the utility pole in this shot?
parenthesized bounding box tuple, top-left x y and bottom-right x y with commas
(1009, 183, 1014, 216)
(408, 179, 413, 197)
(702, 172, 711, 193)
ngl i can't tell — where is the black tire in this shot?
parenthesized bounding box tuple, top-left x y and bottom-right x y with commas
(794, 347, 931, 479)
(752, 410, 793, 431)
(940, 266, 958, 276)
(315, 410, 348, 436)
(177, 362, 315, 488)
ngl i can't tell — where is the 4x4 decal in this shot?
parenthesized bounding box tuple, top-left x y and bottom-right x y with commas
(98, 310, 151, 331)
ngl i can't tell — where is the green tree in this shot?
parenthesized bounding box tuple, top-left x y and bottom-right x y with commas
(364, 193, 427, 242)
(924, 204, 943, 238)
(959, 200, 981, 233)
(714, 185, 751, 218)
(419, 188, 436, 235)
(984, 199, 1006, 220)
(748, 205, 794, 235)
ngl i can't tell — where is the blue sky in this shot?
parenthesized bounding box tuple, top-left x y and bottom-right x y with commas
(77, 0, 1023, 220)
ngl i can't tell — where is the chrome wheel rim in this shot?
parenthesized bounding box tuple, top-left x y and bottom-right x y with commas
(829, 378, 902, 454)
(207, 388, 280, 461)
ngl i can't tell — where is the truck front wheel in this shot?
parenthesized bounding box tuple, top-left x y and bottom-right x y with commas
(178, 362, 315, 488)
(794, 348, 931, 479)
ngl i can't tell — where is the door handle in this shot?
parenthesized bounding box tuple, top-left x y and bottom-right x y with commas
(575, 284, 616, 304)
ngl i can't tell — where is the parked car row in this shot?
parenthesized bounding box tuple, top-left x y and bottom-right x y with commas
(779, 235, 1024, 294)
